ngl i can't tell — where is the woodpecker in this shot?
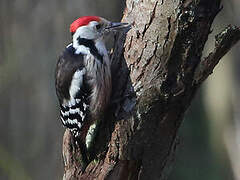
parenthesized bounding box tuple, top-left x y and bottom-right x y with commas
(55, 16, 129, 152)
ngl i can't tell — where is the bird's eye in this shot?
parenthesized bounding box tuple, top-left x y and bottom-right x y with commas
(96, 24, 101, 30)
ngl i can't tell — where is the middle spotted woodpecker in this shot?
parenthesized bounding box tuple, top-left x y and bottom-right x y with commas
(55, 16, 129, 158)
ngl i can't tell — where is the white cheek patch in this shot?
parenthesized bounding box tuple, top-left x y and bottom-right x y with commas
(72, 27, 91, 55)
(75, 45, 90, 55)
(72, 22, 99, 47)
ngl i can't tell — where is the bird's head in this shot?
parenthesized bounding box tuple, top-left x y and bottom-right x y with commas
(70, 16, 129, 41)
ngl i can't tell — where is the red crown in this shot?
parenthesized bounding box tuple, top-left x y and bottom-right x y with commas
(70, 16, 100, 34)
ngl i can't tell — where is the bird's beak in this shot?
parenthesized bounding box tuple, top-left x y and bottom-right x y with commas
(105, 22, 131, 31)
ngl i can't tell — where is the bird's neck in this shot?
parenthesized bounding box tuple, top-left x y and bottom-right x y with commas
(72, 37, 107, 63)
(72, 36, 92, 55)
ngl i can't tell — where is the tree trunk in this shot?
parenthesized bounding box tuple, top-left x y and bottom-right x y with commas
(62, 0, 240, 179)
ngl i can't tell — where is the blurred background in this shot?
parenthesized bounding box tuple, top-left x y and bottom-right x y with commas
(0, 0, 239, 180)
(0, 1, 124, 179)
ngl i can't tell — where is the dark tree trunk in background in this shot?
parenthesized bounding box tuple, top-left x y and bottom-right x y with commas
(62, 0, 240, 179)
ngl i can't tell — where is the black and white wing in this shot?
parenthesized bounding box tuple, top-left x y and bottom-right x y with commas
(55, 45, 90, 138)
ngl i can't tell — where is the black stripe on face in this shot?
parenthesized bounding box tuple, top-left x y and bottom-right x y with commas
(77, 37, 103, 63)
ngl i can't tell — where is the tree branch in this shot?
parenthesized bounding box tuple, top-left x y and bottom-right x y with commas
(195, 25, 240, 84)
(62, 1, 240, 179)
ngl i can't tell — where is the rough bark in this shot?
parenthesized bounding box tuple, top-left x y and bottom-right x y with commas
(62, 0, 240, 179)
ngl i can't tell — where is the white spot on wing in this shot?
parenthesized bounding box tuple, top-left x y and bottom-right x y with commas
(61, 110, 69, 116)
(83, 103, 88, 111)
(69, 69, 86, 98)
(68, 99, 76, 107)
(65, 118, 82, 129)
(69, 108, 80, 114)
(60, 117, 65, 125)
(79, 111, 84, 118)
